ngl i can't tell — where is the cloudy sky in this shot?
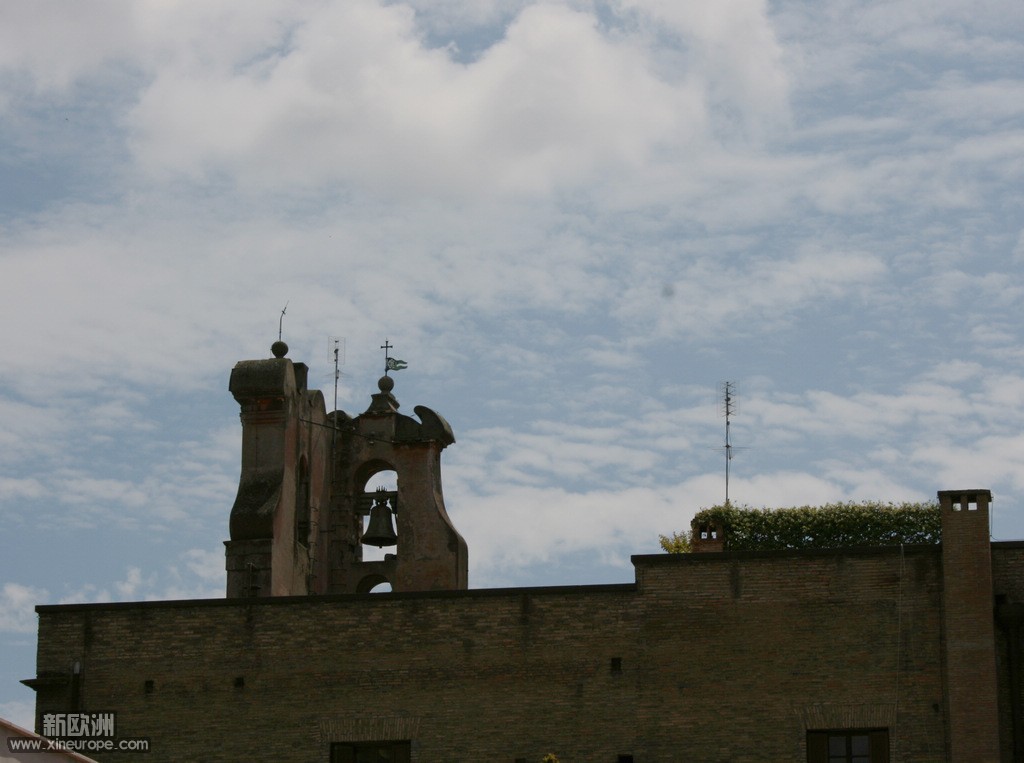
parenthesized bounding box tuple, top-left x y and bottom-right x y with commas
(2, 0, 1023, 728)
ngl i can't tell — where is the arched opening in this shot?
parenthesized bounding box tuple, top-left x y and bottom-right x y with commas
(356, 573, 392, 594)
(361, 468, 397, 562)
(364, 469, 397, 492)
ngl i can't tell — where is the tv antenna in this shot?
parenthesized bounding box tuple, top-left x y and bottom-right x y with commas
(318, 335, 347, 592)
(717, 381, 746, 505)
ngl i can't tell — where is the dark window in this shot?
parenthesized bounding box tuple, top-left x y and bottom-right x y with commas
(807, 729, 888, 763)
(296, 459, 310, 546)
(331, 741, 411, 763)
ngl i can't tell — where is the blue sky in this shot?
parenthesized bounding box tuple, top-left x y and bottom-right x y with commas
(2, 0, 1023, 729)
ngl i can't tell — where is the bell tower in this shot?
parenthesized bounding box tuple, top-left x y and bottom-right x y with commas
(224, 341, 467, 597)
(313, 372, 468, 594)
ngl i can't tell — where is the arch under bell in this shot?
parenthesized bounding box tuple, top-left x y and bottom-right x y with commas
(361, 496, 398, 547)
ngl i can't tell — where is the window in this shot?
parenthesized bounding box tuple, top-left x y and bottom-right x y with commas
(295, 458, 310, 546)
(807, 729, 888, 763)
(330, 741, 411, 763)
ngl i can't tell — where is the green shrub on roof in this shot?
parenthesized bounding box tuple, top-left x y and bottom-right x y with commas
(664, 500, 940, 552)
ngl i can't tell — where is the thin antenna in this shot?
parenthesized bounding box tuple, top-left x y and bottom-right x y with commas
(278, 302, 289, 341)
(311, 335, 344, 595)
(328, 337, 346, 414)
(720, 381, 738, 505)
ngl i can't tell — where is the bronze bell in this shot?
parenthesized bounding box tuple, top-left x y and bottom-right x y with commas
(361, 495, 397, 547)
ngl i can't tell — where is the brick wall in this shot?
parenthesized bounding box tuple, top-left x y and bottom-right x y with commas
(992, 542, 1024, 761)
(33, 545, 957, 762)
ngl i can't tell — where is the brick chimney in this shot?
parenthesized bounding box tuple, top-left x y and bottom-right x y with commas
(690, 521, 725, 553)
(939, 489, 999, 762)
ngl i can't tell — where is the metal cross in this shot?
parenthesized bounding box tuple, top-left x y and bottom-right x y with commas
(278, 302, 288, 341)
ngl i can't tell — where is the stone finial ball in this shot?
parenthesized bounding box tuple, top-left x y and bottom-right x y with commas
(271, 341, 289, 358)
(378, 375, 395, 392)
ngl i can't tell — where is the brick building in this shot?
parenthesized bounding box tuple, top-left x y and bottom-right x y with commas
(24, 345, 1024, 761)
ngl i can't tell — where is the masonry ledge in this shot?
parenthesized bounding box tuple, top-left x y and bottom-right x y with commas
(632, 542, 940, 567)
(34, 582, 638, 614)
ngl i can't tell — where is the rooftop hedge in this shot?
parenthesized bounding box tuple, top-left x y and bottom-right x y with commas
(661, 500, 940, 553)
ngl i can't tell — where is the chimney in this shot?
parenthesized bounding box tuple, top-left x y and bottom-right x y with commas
(938, 489, 999, 762)
(690, 521, 725, 553)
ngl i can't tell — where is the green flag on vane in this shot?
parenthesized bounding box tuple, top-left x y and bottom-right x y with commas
(386, 358, 408, 371)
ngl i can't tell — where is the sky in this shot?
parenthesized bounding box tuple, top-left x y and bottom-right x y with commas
(1, 0, 1023, 729)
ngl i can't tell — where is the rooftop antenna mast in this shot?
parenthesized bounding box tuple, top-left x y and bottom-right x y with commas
(329, 337, 346, 418)
(328, 335, 346, 508)
(311, 335, 344, 595)
(720, 381, 738, 506)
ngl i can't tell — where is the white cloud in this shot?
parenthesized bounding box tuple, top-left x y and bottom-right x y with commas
(913, 76, 1024, 128)
(125, 1, 695, 196)
(620, 248, 887, 339)
(182, 548, 225, 584)
(913, 434, 1024, 496)
(0, 583, 47, 634)
(56, 550, 224, 605)
(0, 1, 137, 91)
(0, 397, 70, 468)
(0, 477, 45, 503)
(623, 0, 791, 139)
(114, 566, 145, 598)
(457, 483, 689, 583)
(453, 422, 662, 492)
(156, 548, 224, 600)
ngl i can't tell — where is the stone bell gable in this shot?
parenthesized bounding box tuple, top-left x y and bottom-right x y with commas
(224, 342, 467, 598)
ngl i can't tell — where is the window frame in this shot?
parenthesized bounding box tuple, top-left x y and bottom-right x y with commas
(330, 740, 412, 763)
(806, 728, 889, 763)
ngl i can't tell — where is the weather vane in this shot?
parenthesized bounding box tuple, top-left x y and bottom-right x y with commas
(380, 339, 408, 376)
(278, 301, 289, 341)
